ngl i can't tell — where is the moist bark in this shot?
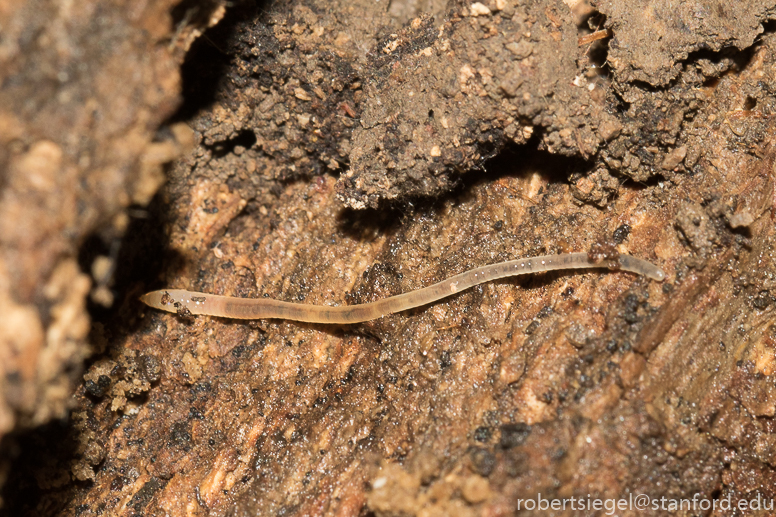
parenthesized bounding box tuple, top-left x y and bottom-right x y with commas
(3, 0, 776, 514)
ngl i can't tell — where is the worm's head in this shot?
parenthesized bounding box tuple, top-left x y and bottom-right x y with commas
(139, 290, 176, 312)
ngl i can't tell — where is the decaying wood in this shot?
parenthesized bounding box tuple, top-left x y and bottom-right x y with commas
(4, 0, 776, 515)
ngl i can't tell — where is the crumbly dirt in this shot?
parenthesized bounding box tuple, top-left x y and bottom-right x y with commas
(3, 0, 776, 515)
(599, 0, 776, 87)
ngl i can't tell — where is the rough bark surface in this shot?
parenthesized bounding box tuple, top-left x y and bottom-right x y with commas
(3, 0, 776, 515)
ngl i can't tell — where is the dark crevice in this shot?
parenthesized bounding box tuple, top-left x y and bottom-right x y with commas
(337, 140, 582, 239)
(169, 0, 274, 123)
(205, 129, 258, 158)
(1, 420, 82, 516)
(580, 12, 612, 71)
(686, 45, 755, 82)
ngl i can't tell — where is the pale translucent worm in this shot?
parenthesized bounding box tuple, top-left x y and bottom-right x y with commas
(141, 252, 665, 324)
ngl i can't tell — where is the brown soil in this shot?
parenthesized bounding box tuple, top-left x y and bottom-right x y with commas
(2, 0, 776, 515)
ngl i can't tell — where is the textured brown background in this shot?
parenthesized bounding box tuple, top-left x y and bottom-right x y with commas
(2, 0, 776, 515)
